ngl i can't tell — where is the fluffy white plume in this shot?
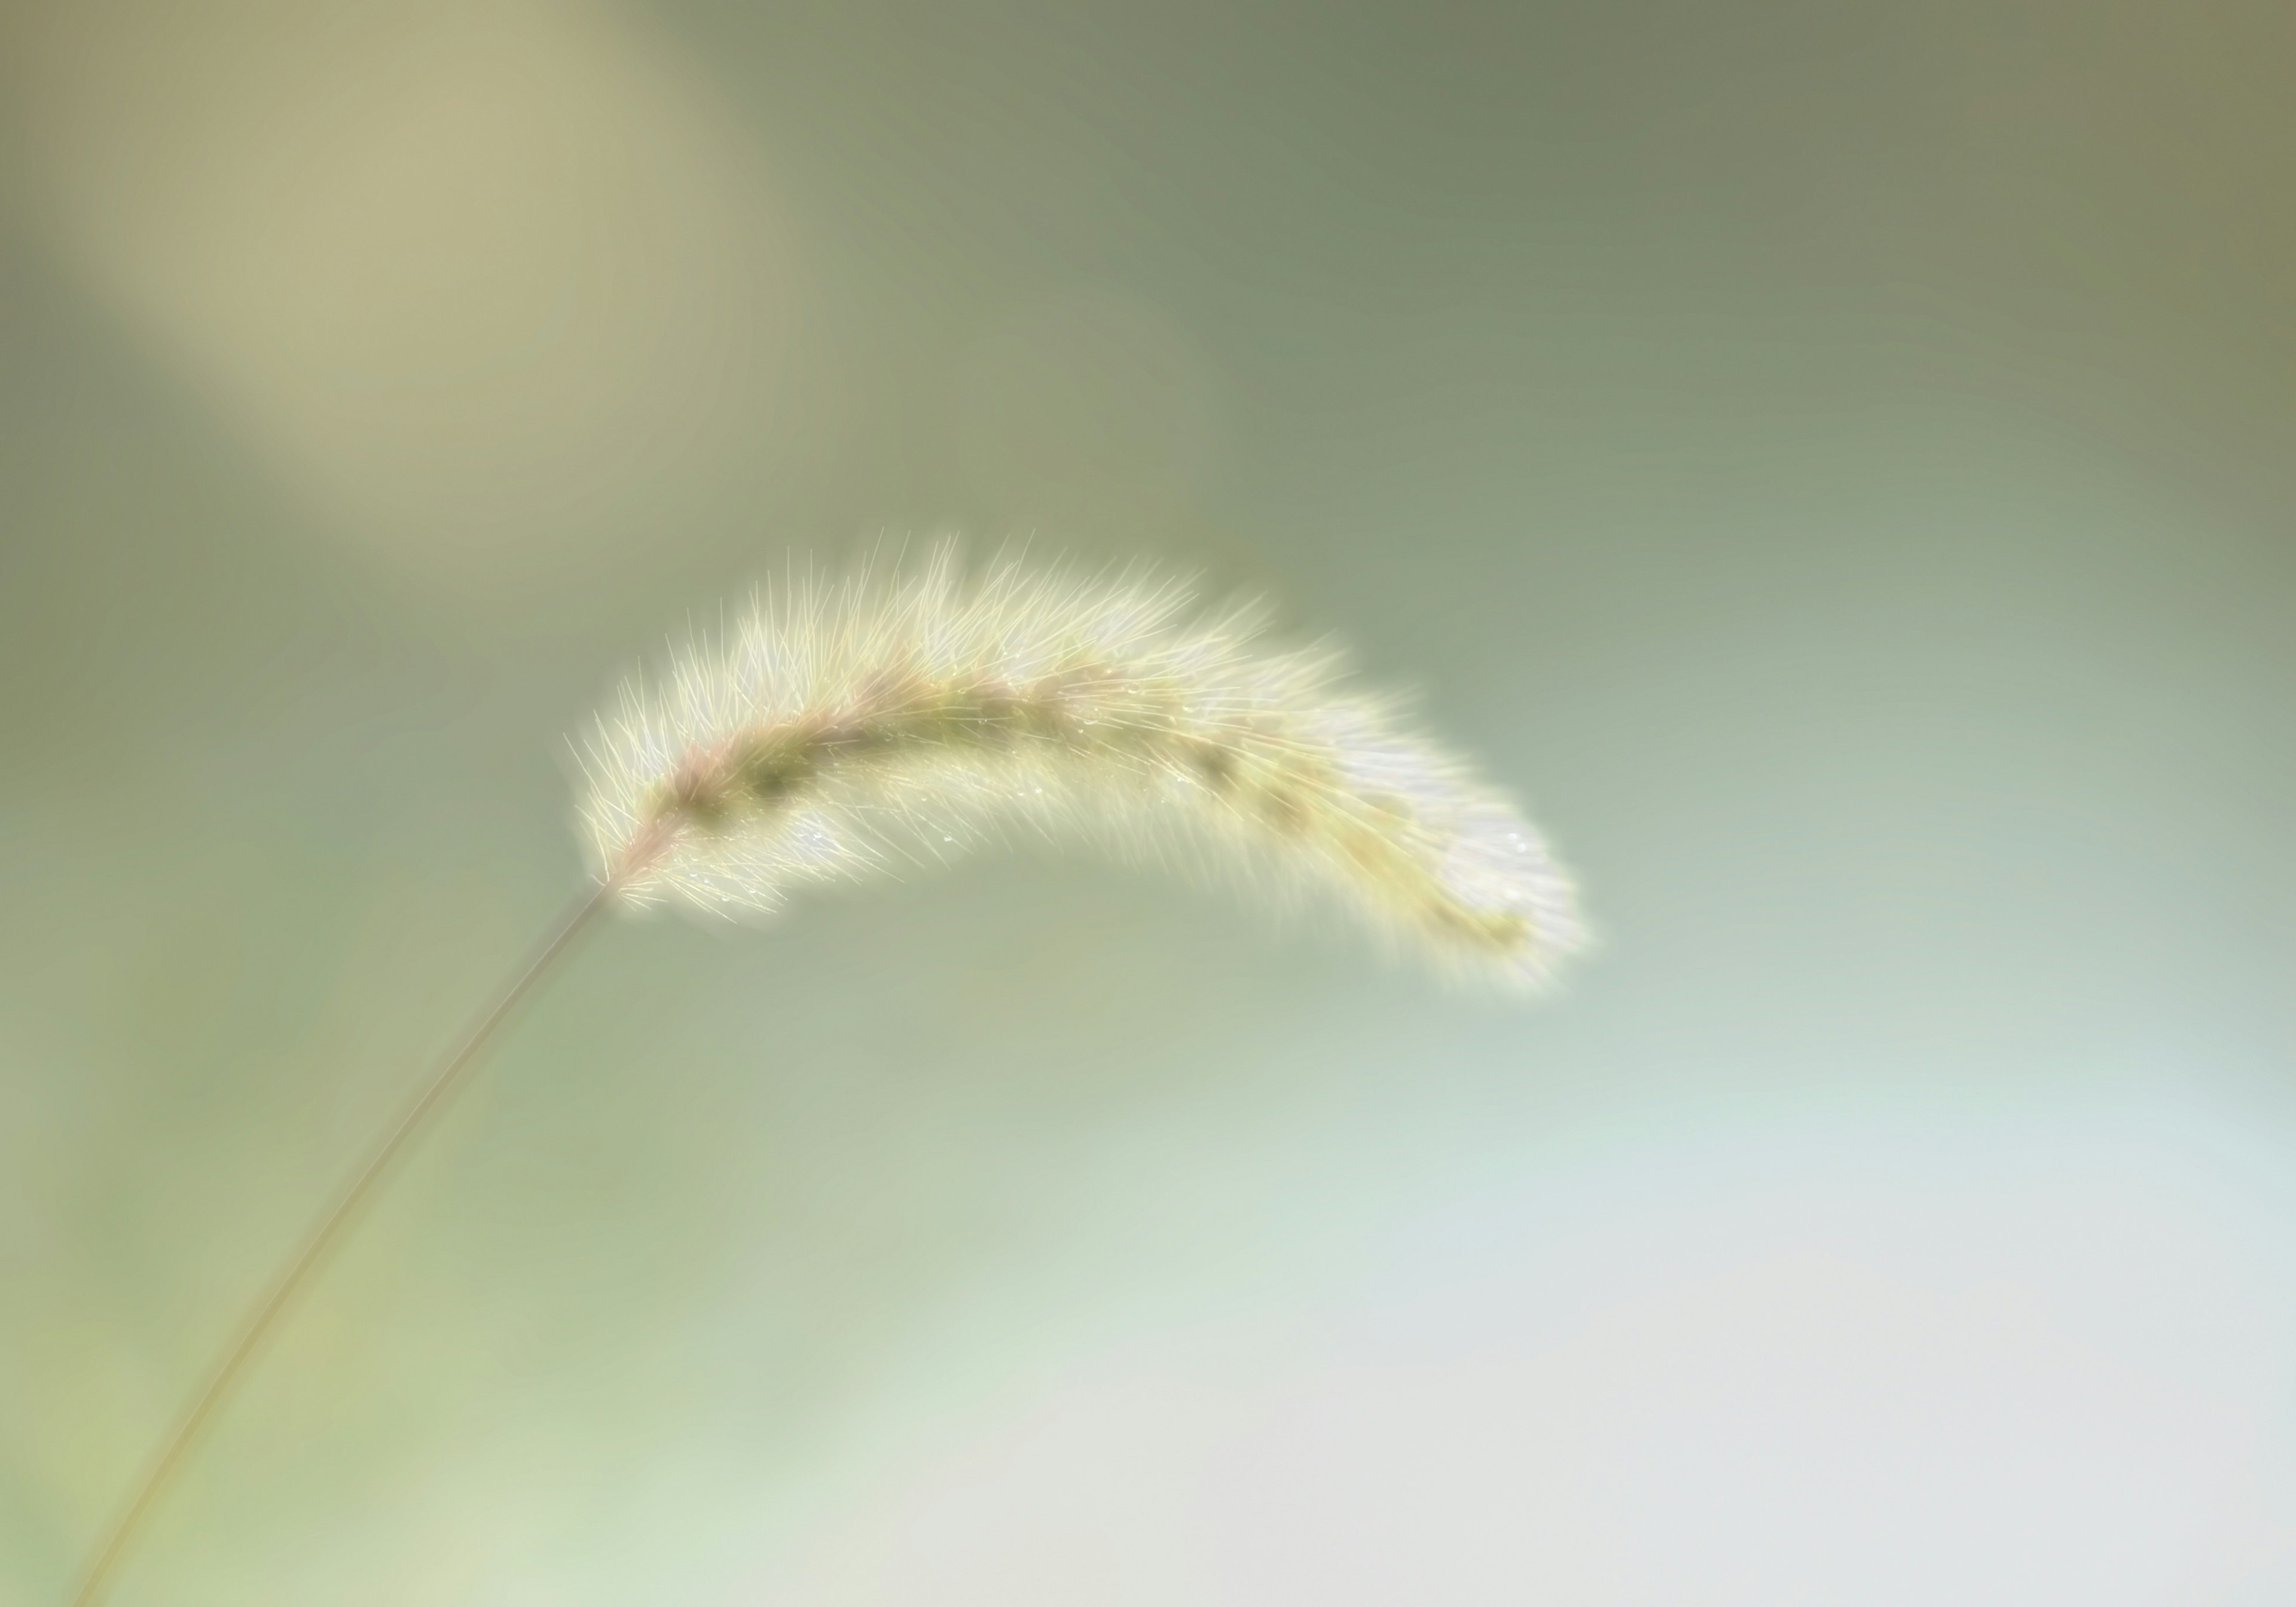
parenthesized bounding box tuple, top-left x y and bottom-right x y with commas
(578, 546, 1583, 986)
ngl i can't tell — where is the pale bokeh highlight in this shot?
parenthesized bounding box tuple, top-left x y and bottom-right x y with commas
(767, 1096, 2296, 1604)
(2, 0, 799, 581)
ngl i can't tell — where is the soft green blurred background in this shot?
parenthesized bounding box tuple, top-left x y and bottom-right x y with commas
(2, 1, 2292, 1602)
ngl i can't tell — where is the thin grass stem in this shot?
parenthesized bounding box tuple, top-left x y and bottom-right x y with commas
(69, 881, 617, 1607)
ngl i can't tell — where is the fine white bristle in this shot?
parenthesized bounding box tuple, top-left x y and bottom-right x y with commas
(576, 545, 1583, 987)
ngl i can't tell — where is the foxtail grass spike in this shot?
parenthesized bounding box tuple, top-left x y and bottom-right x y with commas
(581, 544, 1583, 985)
